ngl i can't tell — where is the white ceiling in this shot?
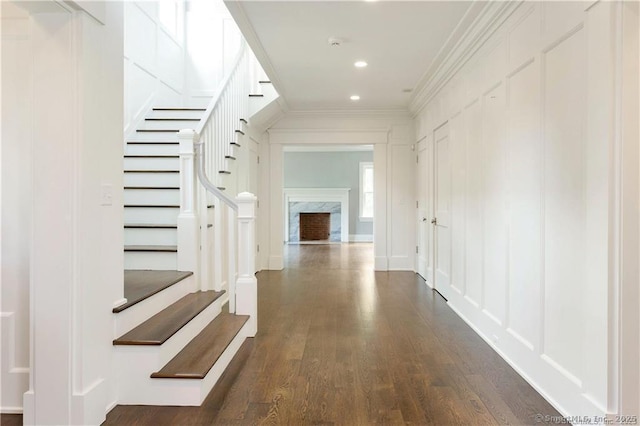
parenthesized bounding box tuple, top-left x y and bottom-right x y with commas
(226, 0, 474, 112)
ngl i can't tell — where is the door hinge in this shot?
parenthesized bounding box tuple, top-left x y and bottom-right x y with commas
(257, 244, 260, 252)
(257, 156, 260, 164)
(257, 200, 260, 208)
(416, 200, 419, 208)
(416, 155, 419, 164)
(416, 245, 419, 254)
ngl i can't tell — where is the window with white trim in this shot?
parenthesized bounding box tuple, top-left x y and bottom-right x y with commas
(359, 162, 374, 220)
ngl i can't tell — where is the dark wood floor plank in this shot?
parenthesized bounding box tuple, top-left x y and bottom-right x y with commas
(114, 270, 193, 313)
(104, 243, 561, 426)
(151, 313, 249, 379)
(0, 414, 22, 426)
(114, 290, 224, 345)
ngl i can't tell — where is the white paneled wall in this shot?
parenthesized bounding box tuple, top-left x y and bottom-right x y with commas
(124, 1, 243, 138)
(1, 2, 32, 413)
(124, 1, 185, 137)
(414, 1, 620, 417)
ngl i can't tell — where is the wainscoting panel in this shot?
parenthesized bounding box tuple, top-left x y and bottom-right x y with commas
(414, 1, 617, 417)
(505, 57, 540, 352)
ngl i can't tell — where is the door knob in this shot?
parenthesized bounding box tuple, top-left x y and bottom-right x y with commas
(431, 218, 437, 225)
(422, 217, 427, 222)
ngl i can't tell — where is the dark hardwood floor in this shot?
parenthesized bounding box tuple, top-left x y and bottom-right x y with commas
(102, 242, 560, 425)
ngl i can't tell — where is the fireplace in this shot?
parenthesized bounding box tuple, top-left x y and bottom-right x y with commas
(284, 188, 350, 243)
(299, 212, 331, 241)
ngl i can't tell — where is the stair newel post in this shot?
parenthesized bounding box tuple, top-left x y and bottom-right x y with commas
(235, 192, 257, 336)
(177, 129, 201, 285)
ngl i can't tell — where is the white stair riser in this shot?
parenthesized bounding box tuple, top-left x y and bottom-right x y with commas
(126, 144, 179, 156)
(124, 228, 177, 246)
(124, 172, 179, 187)
(114, 275, 197, 336)
(115, 321, 250, 406)
(124, 207, 179, 225)
(138, 120, 200, 131)
(124, 157, 179, 171)
(124, 251, 177, 270)
(124, 189, 179, 205)
(129, 131, 179, 141)
(147, 110, 204, 119)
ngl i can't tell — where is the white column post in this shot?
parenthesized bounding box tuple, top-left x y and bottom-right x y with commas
(236, 192, 257, 336)
(177, 130, 200, 280)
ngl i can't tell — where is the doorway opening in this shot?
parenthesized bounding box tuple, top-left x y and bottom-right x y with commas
(282, 145, 374, 254)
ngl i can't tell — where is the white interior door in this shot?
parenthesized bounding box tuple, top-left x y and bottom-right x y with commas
(434, 123, 451, 300)
(416, 141, 429, 281)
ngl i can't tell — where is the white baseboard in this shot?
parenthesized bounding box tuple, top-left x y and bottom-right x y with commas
(268, 255, 283, 270)
(22, 391, 34, 425)
(374, 256, 388, 271)
(349, 234, 373, 242)
(0, 406, 23, 414)
(71, 378, 108, 426)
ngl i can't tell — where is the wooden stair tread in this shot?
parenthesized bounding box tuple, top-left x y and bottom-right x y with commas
(114, 290, 225, 345)
(248, 94, 264, 97)
(151, 313, 249, 379)
(258, 80, 271, 84)
(124, 245, 177, 252)
(114, 270, 193, 313)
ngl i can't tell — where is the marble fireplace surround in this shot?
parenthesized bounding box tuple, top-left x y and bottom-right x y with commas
(284, 188, 350, 243)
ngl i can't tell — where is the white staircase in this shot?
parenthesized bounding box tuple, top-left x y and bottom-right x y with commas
(124, 108, 207, 270)
(113, 41, 272, 407)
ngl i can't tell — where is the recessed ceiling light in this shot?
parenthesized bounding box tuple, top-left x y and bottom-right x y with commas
(354, 61, 368, 68)
(350, 95, 360, 101)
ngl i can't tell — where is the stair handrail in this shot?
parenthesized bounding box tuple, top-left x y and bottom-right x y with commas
(194, 140, 237, 210)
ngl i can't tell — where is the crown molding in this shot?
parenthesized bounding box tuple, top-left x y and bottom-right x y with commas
(283, 109, 412, 120)
(409, 1, 522, 116)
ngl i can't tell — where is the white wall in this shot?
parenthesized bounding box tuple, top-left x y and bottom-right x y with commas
(1, 1, 32, 413)
(413, 1, 632, 417)
(124, 0, 243, 138)
(124, 1, 186, 137)
(185, 1, 241, 106)
(1, 2, 124, 423)
(262, 112, 415, 271)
